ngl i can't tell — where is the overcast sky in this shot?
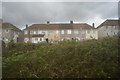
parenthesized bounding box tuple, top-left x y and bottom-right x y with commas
(1, 2, 119, 29)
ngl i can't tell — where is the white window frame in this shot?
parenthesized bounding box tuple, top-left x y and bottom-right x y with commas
(87, 30, 90, 34)
(67, 30, 72, 34)
(56, 30, 59, 34)
(74, 30, 79, 34)
(34, 31, 38, 34)
(5, 29, 9, 33)
(24, 38, 29, 42)
(35, 37, 38, 41)
(61, 30, 64, 34)
(49, 31, 53, 34)
(24, 30, 28, 34)
(82, 31, 85, 34)
(30, 30, 34, 34)
(76, 37, 80, 40)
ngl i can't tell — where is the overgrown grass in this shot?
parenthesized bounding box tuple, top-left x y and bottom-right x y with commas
(2, 36, 120, 78)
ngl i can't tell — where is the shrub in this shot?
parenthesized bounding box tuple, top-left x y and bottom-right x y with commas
(2, 36, 119, 78)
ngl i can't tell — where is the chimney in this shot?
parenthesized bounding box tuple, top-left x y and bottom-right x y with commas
(26, 24, 28, 29)
(92, 23, 95, 28)
(70, 20, 73, 24)
(47, 21, 50, 24)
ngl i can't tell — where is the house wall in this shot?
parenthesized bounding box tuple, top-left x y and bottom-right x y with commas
(47, 30, 60, 42)
(86, 29, 98, 39)
(2, 28, 21, 43)
(31, 37, 45, 43)
(23, 28, 98, 43)
(60, 29, 86, 40)
(98, 26, 118, 38)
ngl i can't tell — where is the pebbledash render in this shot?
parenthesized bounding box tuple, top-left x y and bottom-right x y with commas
(22, 21, 98, 43)
(1, 22, 22, 44)
(97, 19, 120, 38)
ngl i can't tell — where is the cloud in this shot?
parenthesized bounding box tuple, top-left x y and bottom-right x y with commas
(2, 2, 118, 29)
(2, 0, 120, 2)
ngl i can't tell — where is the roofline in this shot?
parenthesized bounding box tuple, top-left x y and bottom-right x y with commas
(97, 19, 119, 29)
(2, 22, 22, 31)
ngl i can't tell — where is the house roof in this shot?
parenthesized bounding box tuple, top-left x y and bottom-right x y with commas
(2, 22, 21, 32)
(23, 23, 95, 30)
(97, 19, 120, 28)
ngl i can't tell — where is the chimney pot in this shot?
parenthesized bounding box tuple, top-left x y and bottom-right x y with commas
(47, 21, 50, 24)
(26, 24, 28, 28)
(92, 23, 95, 28)
(70, 20, 73, 24)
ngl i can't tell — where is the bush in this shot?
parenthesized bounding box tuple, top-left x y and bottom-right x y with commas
(2, 36, 119, 78)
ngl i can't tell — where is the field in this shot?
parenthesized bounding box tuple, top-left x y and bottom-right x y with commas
(2, 36, 120, 78)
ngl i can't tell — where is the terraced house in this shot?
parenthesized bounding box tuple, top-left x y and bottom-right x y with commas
(23, 21, 98, 43)
(2, 23, 22, 44)
(97, 19, 120, 38)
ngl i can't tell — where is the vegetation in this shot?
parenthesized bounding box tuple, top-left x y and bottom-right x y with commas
(2, 36, 120, 78)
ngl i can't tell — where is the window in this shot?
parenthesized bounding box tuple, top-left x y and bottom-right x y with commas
(56, 30, 59, 34)
(74, 30, 79, 34)
(67, 30, 71, 34)
(42, 31, 45, 34)
(106, 26, 108, 29)
(61, 38, 64, 41)
(5, 29, 9, 33)
(81, 31, 85, 34)
(18, 32, 20, 35)
(76, 37, 80, 40)
(87, 30, 90, 33)
(30, 31, 34, 34)
(114, 32, 116, 35)
(38, 30, 42, 34)
(61, 30, 64, 34)
(66, 37, 70, 40)
(14, 32, 16, 35)
(50, 38, 54, 41)
(49, 31, 53, 34)
(24, 30, 28, 34)
(40, 38, 42, 41)
(113, 26, 116, 29)
(34, 31, 38, 34)
(5, 38, 9, 41)
(93, 30, 96, 33)
(35, 38, 38, 41)
(24, 38, 29, 41)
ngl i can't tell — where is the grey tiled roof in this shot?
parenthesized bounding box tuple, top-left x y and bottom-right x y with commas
(24, 23, 95, 30)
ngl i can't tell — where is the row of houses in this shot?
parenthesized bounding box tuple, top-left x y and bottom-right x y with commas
(0, 19, 119, 44)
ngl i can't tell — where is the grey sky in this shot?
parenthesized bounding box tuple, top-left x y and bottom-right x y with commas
(1, 2, 119, 29)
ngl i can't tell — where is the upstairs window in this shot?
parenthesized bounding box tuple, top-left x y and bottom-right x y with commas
(34, 31, 38, 34)
(49, 31, 53, 34)
(113, 26, 116, 29)
(30, 31, 34, 34)
(5, 29, 9, 33)
(61, 30, 64, 34)
(74, 30, 79, 34)
(56, 30, 59, 34)
(82, 31, 85, 34)
(24, 30, 28, 34)
(87, 30, 90, 33)
(67, 30, 72, 34)
(106, 26, 108, 29)
(41, 31, 46, 34)
(93, 30, 96, 33)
